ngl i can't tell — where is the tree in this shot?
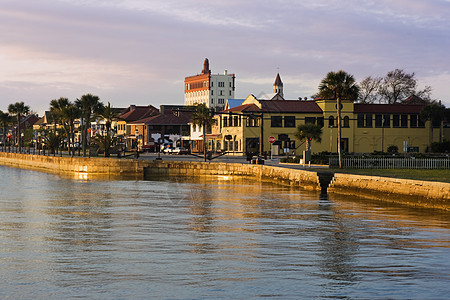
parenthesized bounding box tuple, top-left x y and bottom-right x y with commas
(75, 94, 104, 157)
(40, 128, 64, 155)
(378, 69, 432, 104)
(99, 102, 119, 134)
(357, 76, 383, 103)
(0, 110, 13, 150)
(50, 97, 70, 137)
(93, 102, 120, 157)
(191, 103, 215, 162)
(91, 133, 118, 157)
(63, 103, 81, 157)
(8, 101, 30, 152)
(318, 70, 359, 168)
(294, 123, 322, 156)
(420, 103, 446, 145)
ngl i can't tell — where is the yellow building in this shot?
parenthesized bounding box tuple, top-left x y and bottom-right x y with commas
(211, 94, 441, 156)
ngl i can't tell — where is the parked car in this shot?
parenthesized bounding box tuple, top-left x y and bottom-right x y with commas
(172, 147, 188, 155)
(163, 147, 173, 154)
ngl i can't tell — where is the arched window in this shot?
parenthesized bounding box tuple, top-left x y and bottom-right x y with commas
(328, 116, 335, 128)
(343, 116, 350, 128)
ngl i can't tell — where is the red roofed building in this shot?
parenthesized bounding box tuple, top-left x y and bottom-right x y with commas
(116, 105, 159, 149)
(128, 109, 192, 151)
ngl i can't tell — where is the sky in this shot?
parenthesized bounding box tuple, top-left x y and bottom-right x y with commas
(1, 0, 449, 115)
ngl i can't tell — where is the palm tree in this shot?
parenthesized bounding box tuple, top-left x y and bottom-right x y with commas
(75, 94, 104, 157)
(294, 123, 323, 156)
(92, 102, 120, 157)
(63, 103, 81, 157)
(8, 101, 30, 152)
(0, 110, 13, 151)
(191, 103, 215, 162)
(100, 102, 119, 134)
(420, 103, 446, 145)
(318, 71, 359, 168)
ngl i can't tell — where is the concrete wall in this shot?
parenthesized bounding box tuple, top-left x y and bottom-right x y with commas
(329, 173, 450, 210)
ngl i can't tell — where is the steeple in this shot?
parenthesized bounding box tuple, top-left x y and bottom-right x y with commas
(201, 58, 210, 75)
(273, 73, 283, 98)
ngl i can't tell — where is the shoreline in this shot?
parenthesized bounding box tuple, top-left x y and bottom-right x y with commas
(0, 152, 449, 211)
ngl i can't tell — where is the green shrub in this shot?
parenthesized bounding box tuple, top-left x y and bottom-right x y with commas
(387, 145, 399, 154)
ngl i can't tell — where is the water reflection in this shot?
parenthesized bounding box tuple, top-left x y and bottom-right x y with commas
(1, 166, 449, 299)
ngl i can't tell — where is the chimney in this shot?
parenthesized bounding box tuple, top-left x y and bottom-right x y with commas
(224, 70, 228, 75)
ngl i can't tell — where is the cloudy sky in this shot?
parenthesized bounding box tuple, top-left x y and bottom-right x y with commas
(1, 0, 449, 115)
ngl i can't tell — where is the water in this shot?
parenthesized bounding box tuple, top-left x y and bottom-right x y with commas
(1, 165, 449, 299)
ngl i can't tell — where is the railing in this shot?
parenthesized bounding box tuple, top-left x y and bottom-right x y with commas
(329, 157, 450, 169)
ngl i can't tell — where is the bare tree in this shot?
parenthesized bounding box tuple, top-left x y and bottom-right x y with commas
(357, 76, 383, 103)
(378, 69, 432, 104)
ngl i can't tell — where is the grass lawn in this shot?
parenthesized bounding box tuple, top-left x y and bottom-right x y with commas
(321, 168, 450, 183)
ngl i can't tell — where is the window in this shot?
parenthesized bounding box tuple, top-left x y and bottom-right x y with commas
(229, 82, 232, 87)
(271, 116, 283, 127)
(223, 116, 228, 127)
(284, 116, 295, 128)
(401, 115, 408, 128)
(383, 114, 390, 128)
(375, 114, 382, 128)
(393, 114, 400, 128)
(229, 90, 232, 96)
(317, 117, 324, 128)
(219, 90, 223, 96)
(211, 90, 213, 96)
(365, 114, 373, 128)
(234, 141, 239, 151)
(418, 116, 425, 128)
(218, 98, 224, 104)
(328, 116, 335, 127)
(343, 116, 350, 128)
(234, 116, 239, 127)
(305, 117, 316, 124)
(357, 114, 364, 128)
(211, 81, 213, 87)
(218, 82, 225, 87)
(246, 117, 259, 127)
(228, 115, 233, 127)
(410, 114, 418, 128)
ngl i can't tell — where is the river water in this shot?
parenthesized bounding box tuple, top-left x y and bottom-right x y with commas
(1, 165, 449, 299)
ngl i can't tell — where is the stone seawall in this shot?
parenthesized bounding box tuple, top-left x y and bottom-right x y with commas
(1, 152, 449, 210)
(328, 173, 450, 210)
(0, 152, 321, 190)
(143, 160, 321, 191)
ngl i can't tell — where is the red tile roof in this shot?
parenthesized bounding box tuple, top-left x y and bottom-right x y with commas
(222, 104, 261, 113)
(260, 100, 322, 113)
(119, 105, 159, 122)
(130, 111, 193, 125)
(222, 100, 322, 114)
(354, 103, 425, 114)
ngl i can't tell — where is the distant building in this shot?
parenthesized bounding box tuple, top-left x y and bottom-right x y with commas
(184, 58, 235, 111)
(117, 105, 159, 149)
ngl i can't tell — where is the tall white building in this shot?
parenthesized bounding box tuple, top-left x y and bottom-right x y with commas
(184, 58, 235, 111)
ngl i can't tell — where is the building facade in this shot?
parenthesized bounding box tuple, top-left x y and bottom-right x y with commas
(184, 58, 235, 111)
